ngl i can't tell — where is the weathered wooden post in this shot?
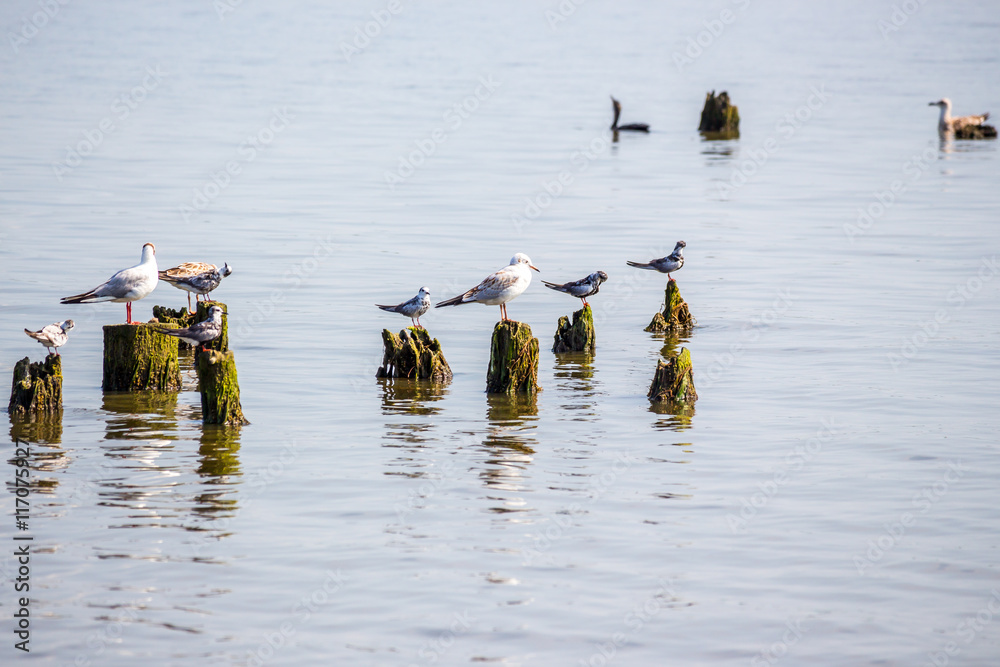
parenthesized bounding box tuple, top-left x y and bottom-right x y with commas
(376, 328, 452, 381)
(552, 304, 596, 353)
(103, 323, 182, 391)
(698, 90, 740, 138)
(648, 348, 698, 404)
(196, 350, 248, 425)
(9, 355, 63, 414)
(645, 281, 695, 333)
(487, 321, 540, 394)
(152, 305, 195, 350)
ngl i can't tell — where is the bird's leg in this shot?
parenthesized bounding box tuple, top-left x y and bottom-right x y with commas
(126, 302, 132, 324)
(187, 293, 193, 313)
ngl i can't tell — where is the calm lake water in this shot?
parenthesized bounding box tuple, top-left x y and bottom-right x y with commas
(2, 0, 999, 665)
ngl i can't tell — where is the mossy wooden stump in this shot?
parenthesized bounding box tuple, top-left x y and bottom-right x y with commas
(196, 350, 249, 425)
(103, 323, 181, 391)
(376, 328, 452, 381)
(487, 320, 540, 395)
(645, 281, 695, 333)
(698, 90, 740, 138)
(553, 305, 596, 353)
(9, 355, 62, 414)
(152, 305, 195, 350)
(648, 348, 698, 404)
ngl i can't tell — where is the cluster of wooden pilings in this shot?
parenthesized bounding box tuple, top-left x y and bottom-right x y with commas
(374, 279, 699, 406)
(9, 300, 247, 427)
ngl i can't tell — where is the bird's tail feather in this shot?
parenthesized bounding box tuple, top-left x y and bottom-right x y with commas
(541, 281, 561, 290)
(59, 291, 99, 304)
(435, 294, 467, 308)
(626, 261, 653, 270)
(375, 304, 397, 312)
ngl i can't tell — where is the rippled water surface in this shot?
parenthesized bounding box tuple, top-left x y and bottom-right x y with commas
(2, 1, 999, 665)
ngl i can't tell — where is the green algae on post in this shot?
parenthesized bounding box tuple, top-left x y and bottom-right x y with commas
(487, 320, 540, 395)
(552, 304, 596, 353)
(9, 354, 63, 414)
(376, 328, 453, 382)
(645, 280, 694, 333)
(103, 323, 182, 391)
(196, 349, 249, 425)
(648, 347, 698, 404)
(152, 305, 195, 350)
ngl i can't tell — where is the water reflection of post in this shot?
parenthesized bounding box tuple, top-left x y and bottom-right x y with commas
(379, 378, 449, 447)
(552, 351, 600, 417)
(193, 425, 242, 522)
(10, 410, 64, 445)
(101, 391, 190, 440)
(649, 332, 696, 432)
(481, 394, 537, 510)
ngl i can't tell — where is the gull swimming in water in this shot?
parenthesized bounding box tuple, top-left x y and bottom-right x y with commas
(436, 253, 540, 321)
(542, 271, 608, 306)
(377, 287, 431, 328)
(60, 243, 158, 324)
(159, 262, 233, 312)
(611, 96, 650, 132)
(627, 241, 686, 281)
(153, 305, 226, 349)
(24, 320, 75, 356)
(928, 98, 996, 137)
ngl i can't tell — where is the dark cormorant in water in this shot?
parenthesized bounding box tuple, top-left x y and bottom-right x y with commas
(610, 96, 649, 132)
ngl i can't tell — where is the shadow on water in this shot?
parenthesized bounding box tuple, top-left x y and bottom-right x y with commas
(101, 391, 195, 440)
(10, 409, 63, 445)
(8, 411, 68, 494)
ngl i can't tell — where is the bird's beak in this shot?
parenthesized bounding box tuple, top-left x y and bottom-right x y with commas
(530, 264, 540, 272)
(221, 310, 229, 315)
(928, 101, 937, 106)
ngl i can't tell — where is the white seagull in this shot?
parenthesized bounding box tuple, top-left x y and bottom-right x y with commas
(153, 305, 226, 349)
(61, 243, 158, 324)
(24, 320, 75, 356)
(928, 98, 993, 135)
(159, 261, 233, 312)
(627, 241, 686, 281)
(377, 287, 431, 328)
(542, 271, 608, 306)
(436, 253, 540, 321)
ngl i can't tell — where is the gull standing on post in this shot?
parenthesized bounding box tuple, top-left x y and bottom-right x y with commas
(627, 241, 686, 282)
(24, 320, 75, 356)
(159, 262, 233, 313)
(376, 287, 431, 328)
(60, 243, 158, 324)
(435, 253, 540, 321)
(153, 305, 226, 350)
(542, 271, 608, 306)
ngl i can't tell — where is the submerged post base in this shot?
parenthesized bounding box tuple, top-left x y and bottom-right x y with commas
(487, 320, 540, 395)
(9, 355, 62, 414)
(648, 348, 698, 404)
(645, 281, 694, 333)
(552, 304, 596, 353)
(376, 328, 453, 381)
(196, 349, 249, 426)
